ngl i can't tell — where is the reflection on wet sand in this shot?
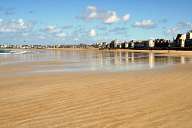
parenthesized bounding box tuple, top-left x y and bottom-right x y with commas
(95, 51, 192, 70)
(0, 50, 192, 73)
(181, 56, 186, 64)
(149, 52, 155, 69)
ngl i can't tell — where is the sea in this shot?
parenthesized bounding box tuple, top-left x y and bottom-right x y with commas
(0, 49, 29, 55)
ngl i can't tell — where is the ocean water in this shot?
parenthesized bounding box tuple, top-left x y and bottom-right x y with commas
(0, 49, 29, 55)
(0, 49, 192, 74)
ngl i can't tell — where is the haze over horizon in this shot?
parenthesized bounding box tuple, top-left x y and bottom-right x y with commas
(0, 0, 192, 44)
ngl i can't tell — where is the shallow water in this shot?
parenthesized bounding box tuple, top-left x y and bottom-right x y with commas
(0, 49, 192, 73)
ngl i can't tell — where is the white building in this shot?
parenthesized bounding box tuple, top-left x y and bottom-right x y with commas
(124, 42, 129, 48)
(180, 34, 186, 48)
(114, 40, 122, 48)
(131, 41, 135, 48)
(149, 40, 155, 48)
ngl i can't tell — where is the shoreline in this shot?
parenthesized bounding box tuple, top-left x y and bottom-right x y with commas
(47, 48, 192, 57)
(4, 48, 192, 57)
(100, 49, 192, 57)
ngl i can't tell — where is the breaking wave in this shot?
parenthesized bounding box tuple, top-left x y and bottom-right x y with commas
(0, 49, 29, 55)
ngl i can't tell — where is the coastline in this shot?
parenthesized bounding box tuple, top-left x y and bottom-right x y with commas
(31, 48, 192, 57)
(2, 47, 192, 57)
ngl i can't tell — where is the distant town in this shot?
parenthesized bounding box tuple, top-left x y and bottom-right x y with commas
(1, 31, 192, 50)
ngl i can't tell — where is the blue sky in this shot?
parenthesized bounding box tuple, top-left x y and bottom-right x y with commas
(0, 0, 192, 44)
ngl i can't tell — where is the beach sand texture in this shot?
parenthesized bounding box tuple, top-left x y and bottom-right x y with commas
(0, 64, 192, 128)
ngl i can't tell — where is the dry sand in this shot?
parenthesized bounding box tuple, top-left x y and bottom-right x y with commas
(0, 64, 192, 128)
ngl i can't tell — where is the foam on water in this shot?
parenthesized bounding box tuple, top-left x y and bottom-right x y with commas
(0, 49, 29, 55)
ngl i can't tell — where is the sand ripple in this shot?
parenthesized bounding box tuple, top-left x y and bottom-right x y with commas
(0, 65, 192, 128)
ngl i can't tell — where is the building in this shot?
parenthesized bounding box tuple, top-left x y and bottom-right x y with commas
(149, 40, 155, 48)
(131, 40, 155, 49)
(180, 34, 186, 48)
(174, 34, 182, 47)
(122, 41, 129, 48)
(133, 41, 146, 49)
(109, 40, 116, 49)
(117, 42, 122, 49)
(109, 40, 121, 49)
(130, 41, 135, 48)
(186, 31, 192, 39)
(155, 39, 170, 49)
(185, 31, 192, 48)
(174, 34, 186, 48)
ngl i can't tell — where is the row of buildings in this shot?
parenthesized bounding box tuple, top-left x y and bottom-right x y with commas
(175, 31, 192, 48)
(96, 31, 192, 50)
(1, 31, 192, 50)
(96, 39, 171, 50)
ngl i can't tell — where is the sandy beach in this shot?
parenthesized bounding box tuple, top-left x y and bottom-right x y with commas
(0, 62, 192, 128)
(1, 0, 192, 127)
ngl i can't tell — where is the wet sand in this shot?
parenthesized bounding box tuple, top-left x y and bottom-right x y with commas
(48, 48, 192, 56)
(102, 49, 192, 57)
(0, 64, 192, 128)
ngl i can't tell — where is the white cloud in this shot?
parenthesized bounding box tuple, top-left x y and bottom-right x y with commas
(87, 6, 97, 11)
(123, 14, 130, 22)
(44, 25, 61, 33)
(37, 35, 46, 39)
(104, 11, 119, 24)
(108, 27, 128, 33)
(0, 18, 33, 32)
(41, 25, 67, 39)
(55, 32, 66, 38)
(87, 6, 97, 19)
(80, 6, 122, 24)
(88, 11, 97, 19)
(166, 21, 192, 36)
(21, 32, 29, 36)
(0, 19, 70, 41)
(133, 19, 156, 29)
(166, 27, 178, 35)
(89, 29, 96, 37)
